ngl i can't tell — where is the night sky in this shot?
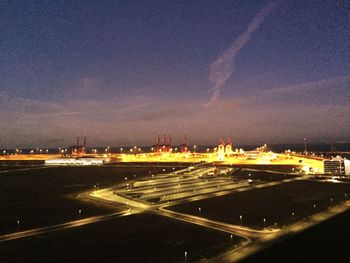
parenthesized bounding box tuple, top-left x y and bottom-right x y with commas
(1, 0, 349, 148)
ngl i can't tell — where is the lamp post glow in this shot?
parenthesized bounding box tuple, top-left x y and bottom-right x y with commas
(263, 218, 266, 228)
(239, 215, 243, 225)
(184, 251, 188, 262)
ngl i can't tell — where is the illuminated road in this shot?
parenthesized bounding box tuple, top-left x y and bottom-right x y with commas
(0, 209, 132, 242)
(92, 164, 309, 209)
(2, 163, 342, 263)
(210, 200, 350, 263)
(88, 164, 348, 263)
(156, 207, 278, 240)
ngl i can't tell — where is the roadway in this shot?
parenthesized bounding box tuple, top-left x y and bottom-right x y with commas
(0, 209, 133, 242)
(209, 200, 350, 262)
(2, 163, 344, 263)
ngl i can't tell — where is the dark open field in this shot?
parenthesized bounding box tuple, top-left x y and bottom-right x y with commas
(230, 169, 295, 181)
(0, 164, 185, 235)
(241, 208, 350, 263)
(0, 160, 44, 171)
(168, 180, 350, 229)
(0, 213, 243, 263)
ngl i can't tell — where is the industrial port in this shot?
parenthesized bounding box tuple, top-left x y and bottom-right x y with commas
(1, 134, 350, 262)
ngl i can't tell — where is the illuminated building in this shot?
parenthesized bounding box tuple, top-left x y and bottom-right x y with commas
(324, 156, 350, 175)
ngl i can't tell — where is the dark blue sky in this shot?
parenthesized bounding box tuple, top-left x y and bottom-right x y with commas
(1, 0, 349, 147)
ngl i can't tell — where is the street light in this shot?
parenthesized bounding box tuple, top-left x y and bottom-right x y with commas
(184, 251, 188, 262)
(263, 218, 266, 228)
(239, 215, 243, 225)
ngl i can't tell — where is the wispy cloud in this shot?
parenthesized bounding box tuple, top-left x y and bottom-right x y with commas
(1, 89, 349, 147)
(206, 1, 279, 106)
(263, 74, 350, 94)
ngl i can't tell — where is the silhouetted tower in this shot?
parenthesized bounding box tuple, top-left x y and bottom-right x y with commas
(225, 137, 233, 154)
(181, 133, 188, 153)
(330, 137, 337, 153)
(71, 136, 86, 156)
(81, 136, 86, 155)
(153, 133, 162, 152)
(303, 138, 308, 154)
(168, 134, 172, 147)
(217, 138, 225, 160)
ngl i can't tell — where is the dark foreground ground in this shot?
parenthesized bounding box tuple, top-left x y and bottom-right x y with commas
(0, 213, 243, 263)
(241, 208, 350, 263)
(168, 180, 350, 229)
(0, 164, 185, 234)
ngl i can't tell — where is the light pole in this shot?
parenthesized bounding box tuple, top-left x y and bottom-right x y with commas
(239, 215, 243, 226)
(184, 251, 188, 262)
(263, 218, 266, 228)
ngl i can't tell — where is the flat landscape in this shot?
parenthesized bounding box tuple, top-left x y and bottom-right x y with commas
(168, 180, 350, 229)
(0, 163, 185, 234)
(241, 208, 350, 263)
(2, 162, 350, 263)
(0, 213, 243, 263)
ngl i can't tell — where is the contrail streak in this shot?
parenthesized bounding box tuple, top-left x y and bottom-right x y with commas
(206, 1, 279, 106)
